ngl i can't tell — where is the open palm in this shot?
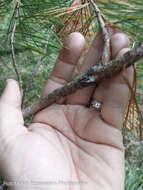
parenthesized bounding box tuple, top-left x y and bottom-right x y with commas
(0, 30, 132, 190)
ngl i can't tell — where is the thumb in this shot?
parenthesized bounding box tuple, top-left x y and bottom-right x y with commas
(0, 79, 26, 142)
(0, 79, 22, 108)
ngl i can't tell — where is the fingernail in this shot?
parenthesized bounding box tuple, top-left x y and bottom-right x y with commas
(6, 79, 14, 84)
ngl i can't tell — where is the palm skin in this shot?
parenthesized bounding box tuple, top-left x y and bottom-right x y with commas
(0, 30, 133, 190)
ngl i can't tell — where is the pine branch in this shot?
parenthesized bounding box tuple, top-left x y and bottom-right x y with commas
(10, 0, 22, 89)
(23, 44, 143, 119)
(89, 0, 110, 65)
(22, 26, 54, 109)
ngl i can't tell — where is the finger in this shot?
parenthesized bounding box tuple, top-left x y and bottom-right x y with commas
(93, 47, 133, 130)
(66, 30, 130, 105)
(0, 79, 27, 141)
(41, 32, 85, 98)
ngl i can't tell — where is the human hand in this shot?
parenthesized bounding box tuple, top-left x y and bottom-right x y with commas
(0, 29, 133, 190)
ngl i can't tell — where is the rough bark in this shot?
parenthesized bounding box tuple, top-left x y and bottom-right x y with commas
(23, 44, 143, 118)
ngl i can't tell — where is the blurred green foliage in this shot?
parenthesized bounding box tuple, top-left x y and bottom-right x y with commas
(125, 167, 143, 190)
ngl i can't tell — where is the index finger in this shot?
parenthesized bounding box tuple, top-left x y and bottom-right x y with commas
(41, 32, 85, 98)
(66, 28, 129, 106)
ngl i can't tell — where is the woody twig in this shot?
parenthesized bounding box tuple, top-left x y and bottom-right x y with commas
(89, 0, 110, 65)
(22, 26, 54, 109)
(10, 0, 22, 89)
(23, 44, 143, 118)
